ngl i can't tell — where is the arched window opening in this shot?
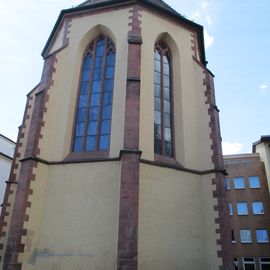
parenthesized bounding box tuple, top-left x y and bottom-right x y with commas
(154, 41, 173, 157)
(73, 35, 115, 152)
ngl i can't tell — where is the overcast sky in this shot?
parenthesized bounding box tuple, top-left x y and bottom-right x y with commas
(0, 0, 269, 155)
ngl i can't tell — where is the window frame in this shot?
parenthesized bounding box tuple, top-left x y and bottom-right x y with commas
(153, 41, 175, 159)
(226, 178, 231, 190)
(248, 176, 261, 188)
(256, 229, 269, 243)
(236, 202, 248, 216)
(240, 229, 252, 243)
(229, 203, 233, 216)
(70, 35, 115, 157)
(260, 258, 270, 270)
(252, 201, 264, 215)
(243, 257, 256, 270)
(234, 177, 245, 189)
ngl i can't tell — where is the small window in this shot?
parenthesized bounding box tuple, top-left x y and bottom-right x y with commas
(234, 258, 239, 270)
(234, 177, 245, 189)
(240, 230, 252, 243)
(243, 257, 256, 270)
(252, 202, 264, 215)
(229, 203, 233, 216)
(249, 176, 260, 188)
(260, 258, 270, 270)
(237, 202, 248, 215)
(232, 230, 236, 243)
(226, 178, 231, 190)
(256, 230, 269, 243)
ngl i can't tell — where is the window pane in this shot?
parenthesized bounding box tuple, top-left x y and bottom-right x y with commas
(164, 87, 170, 101)
(164, 113, 171, 128)
(73, 136, 83, 152)
(106, 66, 115, 78)
(154, 71, 161, 84)
(256, 230, 269, 243)
(75, 122, 85, 136)
(240, 230, 252, 243)
(92, 81, 101, 93)
(80, 82, 89, 95)
(229, 203, 233, 216)
(86, 136, 96, 151)
(100, 120, 111, 135)
(90, 93, 100, 106)
(164, 127, 172, 142)
(76, 108, 86, 122)
(99, 135, 110, 150)
(94, 56, 103, 68)
(107, 53, 115, 66)
(96, 44, 105, 57)
(252, 202, 264, 215)
(154, 84, 161, 97)
(154, 124, 161, 140)
(165, 141, 172, 157)
(163, 55, 169, 64)
(93, 68, 102, 80)
(154, 139, 162, 154)
(226, 178, 231, 190)
(89, 106, 99, 120)
(154, 111, 161, 125)
(82, 69, 91, 81)
(79, 95, 88, 108)
(87, 121, 98, 135)
(103, 92, 112, 106)
(83, 55, 92, 69)
(234, 177, 245, 189)
(154, 50, 160, 61)
(102, 105, 112, 120)
(163, 74, 170, 87)
(237, 203, 248, 215)
(104, 79, 114, 92)
(249, 176, 260, 188)
(164, 100, 171, 113)
(163, 63, 170, 75)
(154, 59, 161, 72)
(234, 258, 239, 270)
(154, 97, 161, 111)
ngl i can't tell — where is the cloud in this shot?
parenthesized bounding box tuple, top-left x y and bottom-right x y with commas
(222, 142, 243, 155)
(204, 30, 214, 49)
(260, 83, 268, 93)
(190, 1, 212, 27)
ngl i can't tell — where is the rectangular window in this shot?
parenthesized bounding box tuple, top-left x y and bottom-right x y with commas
(229, 203, 233, 216)
(260, 258, 270, 270)
(237, 202, 248, 215)
(226, 178, 231, 190)
(234, 258, 239, 270)
(252, 202, 264, 215)
(240, 230, 252, 243)
(232, 230, 236, 243)
(243, 257, 256, 270)
(234, 177, 245, 189)
(249, 176, 260, 188)
(256, 229, 269, 243)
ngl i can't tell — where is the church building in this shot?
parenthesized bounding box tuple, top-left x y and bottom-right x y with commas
(0, 0, 229, 269)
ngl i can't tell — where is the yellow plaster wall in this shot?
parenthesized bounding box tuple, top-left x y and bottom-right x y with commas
(140, 9, 213, 171)
(38, 8, 130, 161)
(48, 24, 65, 55)
(138, 163, 221, 270)
(21, 161, 120, 270)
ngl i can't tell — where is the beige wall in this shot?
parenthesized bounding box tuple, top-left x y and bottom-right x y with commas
(138, 164, 221, 270)
(21, 161, 120, 270)
(139, 9, 213, 171)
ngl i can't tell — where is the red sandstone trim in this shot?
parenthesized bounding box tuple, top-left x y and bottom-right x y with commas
(63, 18, 72, 46)
(190, 32, 198, 60)
(2, 54, 57, 269)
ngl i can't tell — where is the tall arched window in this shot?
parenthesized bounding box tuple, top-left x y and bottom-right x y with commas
(154, 42, 173, 157)
(73, 35, 115, 152)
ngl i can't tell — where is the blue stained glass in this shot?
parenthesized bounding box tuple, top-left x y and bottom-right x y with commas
(92, 81, 101, 93)
(102, 105, 111, 119)
(154, 71, 161, 84)
(100, 120, 111, 134)
(89, 106, 99, 120)
(95, 57, 104, 69)
(154, 84, 161, 97)
(164, 100, 170, 113)
(96, 45, 105, 57)
(83, 56, 92, 69)
(87, 121, 98, 135)
(107, 53, 115, 66)
(97, 38, 105, 46)
(73, 136, 83, 152)
(154, 50, 161, 61)
(154, 59, 161, 72)
(104, 79, 114, 92)
(93, 68, 102, 80)
(80, 82, 89, 95)
(99, 135, 110, 150)
(79, 95, 87, 108)
(163, 75, 170, 87)
(164, 87, 170, 101)
(103, 92, 112, 106)
(86, 136, 96, 151)
(106, 67, 114, 78)
(82, 69, 91, 81)
(90, 93, 100, 106)
(154, 97, 161, 111)
(75, 122, 85, 136)
(76, 108, 86, 122)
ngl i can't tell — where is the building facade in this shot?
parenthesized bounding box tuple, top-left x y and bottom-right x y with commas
(0, 135, 15, 205)
(224, 138, 270, 270)
(0, 1, 229, 269)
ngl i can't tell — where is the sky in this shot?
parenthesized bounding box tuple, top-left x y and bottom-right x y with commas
(0, 0, 269, 155)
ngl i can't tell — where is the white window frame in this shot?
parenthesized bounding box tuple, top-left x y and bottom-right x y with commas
(234, 177, 245, 189)
(259, 258, 270, 270)
(240, 229, 252, 243)
(243, 257, 256, 270)
(229, 203, 233, 216)
(237, 202, 248, 215)
(252, 202, 264, 215)
(256, 229, 269, 243)
(234, 257, 239, 270)
(248, 176, 261, 188)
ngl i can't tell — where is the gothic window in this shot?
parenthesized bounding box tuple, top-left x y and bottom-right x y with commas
(154, 42, 173, 157)
(73, 35, 115, 152)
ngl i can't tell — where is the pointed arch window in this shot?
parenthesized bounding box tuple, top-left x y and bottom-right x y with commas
(73, 35, 115, 152)
(154, 42, 174, 157)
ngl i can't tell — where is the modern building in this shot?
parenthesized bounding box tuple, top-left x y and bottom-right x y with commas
(224, 137, 270, 270)
(0, 135, 15, 204)
(0, 1, 229, 269)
